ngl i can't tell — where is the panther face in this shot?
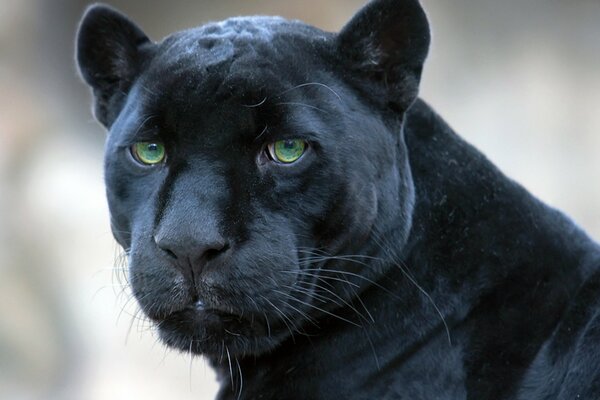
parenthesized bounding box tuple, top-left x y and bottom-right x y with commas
(77, 1, 429, 357)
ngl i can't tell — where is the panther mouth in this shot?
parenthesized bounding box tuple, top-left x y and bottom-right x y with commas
(151, 300, 279, 356)
(149, 300, 250, 328)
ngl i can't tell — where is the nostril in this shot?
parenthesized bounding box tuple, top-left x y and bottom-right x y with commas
(203, 243, 230, 262)
(163, 248, 178, 260)
(154, 235, 179, 260)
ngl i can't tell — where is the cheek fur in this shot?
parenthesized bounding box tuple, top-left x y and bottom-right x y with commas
(128, 235, 193, 320)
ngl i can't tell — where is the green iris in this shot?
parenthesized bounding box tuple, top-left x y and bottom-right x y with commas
(270, 139, 307, 164)
(131, 142, 166, 165)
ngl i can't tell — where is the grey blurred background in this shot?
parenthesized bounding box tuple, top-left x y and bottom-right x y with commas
(1, 0, 599, 399)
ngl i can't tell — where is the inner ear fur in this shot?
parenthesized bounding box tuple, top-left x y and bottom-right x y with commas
(337, 0, 430, 113)
(76, 4, 153, 127)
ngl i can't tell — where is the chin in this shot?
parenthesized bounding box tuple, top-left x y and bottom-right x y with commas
(154, 303, 287, 357)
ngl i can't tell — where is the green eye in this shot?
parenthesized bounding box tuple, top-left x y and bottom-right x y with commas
(131, 142, 166, 165)
(268, 139, 307, 164)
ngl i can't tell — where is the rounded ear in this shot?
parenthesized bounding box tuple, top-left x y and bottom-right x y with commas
(76, 4, 152, 127)
(337, 0, 430, 113)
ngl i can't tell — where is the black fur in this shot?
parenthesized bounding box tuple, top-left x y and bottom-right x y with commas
(76, 1, 600, 398)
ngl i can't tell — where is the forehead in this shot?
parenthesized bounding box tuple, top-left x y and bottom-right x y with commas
(140, 16, 333, 104)
(118, 17, 340, 145)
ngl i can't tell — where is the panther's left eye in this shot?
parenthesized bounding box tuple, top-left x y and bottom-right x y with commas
(267, 139, 307, 164)
(131, 142, 166, 165)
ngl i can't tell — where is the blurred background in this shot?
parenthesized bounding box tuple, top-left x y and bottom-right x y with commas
(1, 0, 599, 399)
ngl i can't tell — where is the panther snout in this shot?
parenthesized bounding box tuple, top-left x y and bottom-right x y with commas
(153, 230, 230, 283)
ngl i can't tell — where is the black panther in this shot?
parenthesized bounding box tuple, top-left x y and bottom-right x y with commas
(76, 0, 600, 398)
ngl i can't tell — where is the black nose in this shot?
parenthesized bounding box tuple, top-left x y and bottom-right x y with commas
(154, 231, 229, 275)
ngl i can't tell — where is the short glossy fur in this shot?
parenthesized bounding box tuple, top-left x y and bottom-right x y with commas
(76, 1, 600, 398)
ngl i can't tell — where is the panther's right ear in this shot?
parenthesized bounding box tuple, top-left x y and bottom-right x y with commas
(76, 4, 153, 128)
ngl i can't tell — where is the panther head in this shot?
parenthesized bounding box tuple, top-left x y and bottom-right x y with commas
(76, 0, 430, 357)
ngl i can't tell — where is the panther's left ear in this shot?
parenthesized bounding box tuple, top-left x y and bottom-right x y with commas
(337, 0, 430, 113)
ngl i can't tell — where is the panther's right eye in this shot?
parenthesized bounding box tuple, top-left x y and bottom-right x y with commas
(130, 142, 166, 165)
